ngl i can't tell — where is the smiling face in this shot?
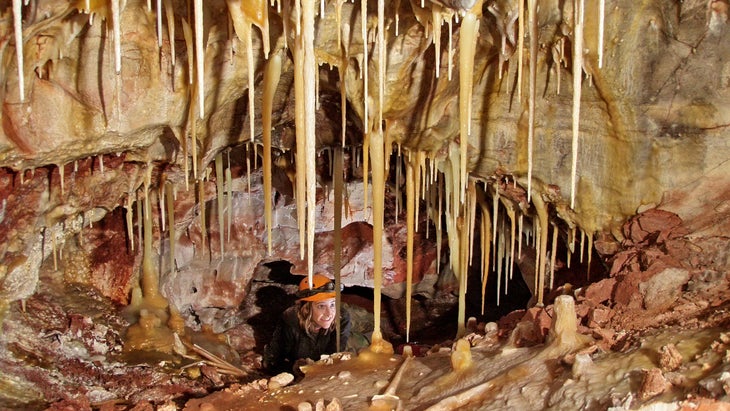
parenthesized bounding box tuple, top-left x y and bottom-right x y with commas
(311, 298, 336, 330)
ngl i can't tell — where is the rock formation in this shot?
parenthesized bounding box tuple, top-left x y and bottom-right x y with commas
(0, 0, 729, 409)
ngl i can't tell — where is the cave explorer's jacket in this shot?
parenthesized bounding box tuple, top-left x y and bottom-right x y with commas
(263, 305, 351, 375)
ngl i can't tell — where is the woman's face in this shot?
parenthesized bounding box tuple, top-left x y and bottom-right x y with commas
(311, 298, 336, 330)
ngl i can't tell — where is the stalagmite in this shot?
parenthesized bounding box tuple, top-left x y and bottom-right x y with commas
(263, 52, 281, 254)
(166, 183, 176, 273)
(571, 0, 585, 209)
(458, 1, 481, 204)
(405, 153, 415, 342)
(12, 0, 24, 101)
(369, 112, 388, 351)
(451, 338, 472, 372)
(215, 153, 225, 255)
(112, 0, 122, 73)
(527, 0, 537, 202)
(194, 0, 205, 118)
(142, 165, 166, 308)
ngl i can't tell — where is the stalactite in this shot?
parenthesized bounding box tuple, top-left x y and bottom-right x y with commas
(517, 212, 523, 259)
(405, 152, 415, 342)
(198, 177, 207, 254)
(567, 225, 575, 268)
(263, 51, 282, 255)
(126, 195, 135, 252)
(225, 150, 232, 242)
(50, 228, 58, 271)
(164, 0, 175, 70)
(479, 198, 491, 315)
(361, 0, 369, 134)
(448, 12, 453, 80)
(504, 199, 516, 285)
(587, 231, 594, 281)
(432, 5, 442, 78)
(580, 228, 585, 264)
(293, 23, 307, 262)
(112, 0, 122, 73)
(159, 183, 166, 233)
(527, 0, 537, 203)
(182, 18, 194, 85)
(533, 192, 549, 306)
(571, 0, 585, 209)
(194, 0, 205, 118)
(166, 183, 176, 273)
(59, 164, 65, 196)
(517, 0, 524, 101)
(215, 153, 225, 255)
(12, 0, 24, 101)
(414, 152, 422, 232)
(303, 0, 317, 285)
(99, 155, 105, 175)
(436, 173, 443, 273)
(369, 93, 388, 352)
(395, 151, 401, 224)
(458, 2, 481, 204)
(598, 0, 605, 68)
(156, 0, 163, 47)
(245, 23, 255, 142)
(550, 222, 558, 290)
(456, 203, 469, 338)
(246, 148, 251, 201)
(467, 180, 477, 267)
(333, 146, 344, 350)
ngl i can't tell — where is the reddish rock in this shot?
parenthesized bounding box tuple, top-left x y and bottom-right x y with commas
(588, 306, 612, 327)
(638, 368, 670, 401)
(583, 277, 617, 305)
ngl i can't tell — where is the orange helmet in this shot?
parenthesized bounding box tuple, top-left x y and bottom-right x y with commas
(296, 274, 336, 302)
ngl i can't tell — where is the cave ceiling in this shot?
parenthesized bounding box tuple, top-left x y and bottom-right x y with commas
(0, 0, 729, 276)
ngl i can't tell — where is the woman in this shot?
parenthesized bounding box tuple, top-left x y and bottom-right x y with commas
(263, 274, 351, 375)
